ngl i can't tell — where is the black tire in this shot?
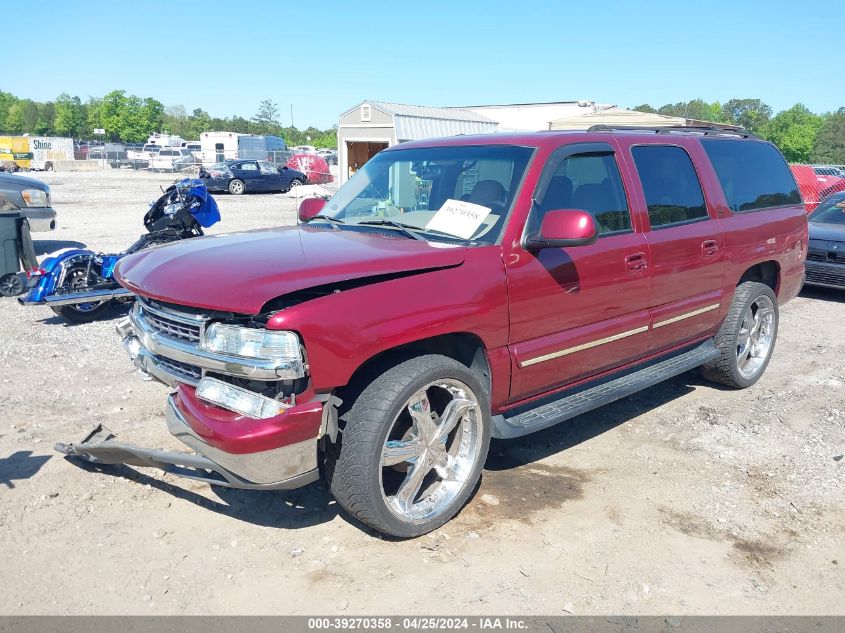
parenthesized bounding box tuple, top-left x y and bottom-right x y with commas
(701, 282, 778, 389)
(50, 302, 112, 323)
(228, 179, 245, 195)
(326, 354, 491, 538)
(48, 264, 111, 323)
(0, 273, 23, 297)
(45, 162, 54, 172)
(287, 178, 303, 192)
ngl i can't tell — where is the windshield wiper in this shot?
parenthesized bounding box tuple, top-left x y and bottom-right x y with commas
(357, 220, 426, 241)
(304, 214, 345, 226)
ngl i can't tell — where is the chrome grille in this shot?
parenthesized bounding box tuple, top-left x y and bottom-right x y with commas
(806, 262, 845, 288)
(138, 301, 204, 343)
(156, 357, 202, 382)
(807, 252, 828, 262)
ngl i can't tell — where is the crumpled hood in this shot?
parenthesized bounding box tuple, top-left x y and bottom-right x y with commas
(115, 225, 467, 314)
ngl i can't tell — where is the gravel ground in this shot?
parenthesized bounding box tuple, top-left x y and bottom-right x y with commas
(0, 169, 842, 615)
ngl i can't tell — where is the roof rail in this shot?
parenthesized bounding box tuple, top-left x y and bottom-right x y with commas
(586, 124, 755, 138)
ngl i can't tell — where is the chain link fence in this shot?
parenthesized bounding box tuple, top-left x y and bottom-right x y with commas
(790, 163, 845, 211)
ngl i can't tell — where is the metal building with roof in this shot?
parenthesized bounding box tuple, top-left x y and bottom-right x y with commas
(337, 100, 496, 184)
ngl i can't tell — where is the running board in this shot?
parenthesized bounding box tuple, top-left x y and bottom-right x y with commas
(492, 340, 720, 439)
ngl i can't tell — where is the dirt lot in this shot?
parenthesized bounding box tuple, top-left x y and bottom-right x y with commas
(0, 169, 842, 615)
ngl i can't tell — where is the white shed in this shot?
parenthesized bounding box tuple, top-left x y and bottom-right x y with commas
(337, 101, 496, 184)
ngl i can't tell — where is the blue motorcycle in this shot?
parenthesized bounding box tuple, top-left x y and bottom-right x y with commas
(20, 178, 220, 323)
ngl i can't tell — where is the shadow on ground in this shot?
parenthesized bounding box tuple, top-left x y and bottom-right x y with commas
(799, 285, 845, 304)
(33, 240, 87, 256)
(0, 451, 52, 488)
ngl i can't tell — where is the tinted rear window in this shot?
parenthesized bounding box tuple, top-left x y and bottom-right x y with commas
(632, 145, 708, 228)
(701, 139, 800, 213)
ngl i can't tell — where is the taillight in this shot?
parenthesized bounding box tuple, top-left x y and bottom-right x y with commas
(26, 268, 46, 279)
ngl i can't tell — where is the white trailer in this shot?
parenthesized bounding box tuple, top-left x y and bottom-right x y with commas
(29, 137, 74, 171)
(200, 132, 243, 164)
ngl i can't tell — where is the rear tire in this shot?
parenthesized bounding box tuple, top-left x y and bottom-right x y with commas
(48, 264, 111, 323)
(326, 354, 490, 538)
(50, 302, 112, 323)
(701, 282, 778, 389)
(229, 179, 245, 195)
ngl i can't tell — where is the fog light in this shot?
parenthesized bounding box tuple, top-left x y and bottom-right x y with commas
(123, 335, 143, 360)
(195, 377, 290, 419)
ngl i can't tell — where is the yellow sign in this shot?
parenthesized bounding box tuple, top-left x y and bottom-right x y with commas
(0, 136, 33, 169)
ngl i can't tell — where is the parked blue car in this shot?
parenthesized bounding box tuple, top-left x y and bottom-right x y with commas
(199, 160, 306, 195)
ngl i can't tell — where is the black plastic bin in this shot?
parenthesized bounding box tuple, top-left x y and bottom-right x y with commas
(0, 211, 38, 297)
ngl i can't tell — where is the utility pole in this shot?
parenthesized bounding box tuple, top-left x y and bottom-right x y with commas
(290, 104, 294, 129)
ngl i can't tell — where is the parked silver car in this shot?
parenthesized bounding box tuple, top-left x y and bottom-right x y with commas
(0, 173, 56, 232)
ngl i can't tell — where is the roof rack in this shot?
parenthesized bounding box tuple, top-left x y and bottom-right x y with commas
(586, 125, 755, 138)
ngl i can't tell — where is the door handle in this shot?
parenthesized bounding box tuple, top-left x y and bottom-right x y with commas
(625, 252, 648, 272)
(702, 240, 719, 258)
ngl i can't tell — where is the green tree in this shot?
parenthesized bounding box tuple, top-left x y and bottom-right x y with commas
(5, 101, 25, 133)
(763, 104, 823, 162)
(253, 99, 279, 133)
(34, 102, 55, 134)
(98, 90, 127, 140)
(0, 91, 18, 133)
(85, 97, 103, 137)
(54, 93, 84, 137)
(632, 104, 657, 114)
(164, 104, 189, 138)
(722, 98, 772, 134)
(188, 108, 211, 139)
(20, 99, 39, 132)
(811, 107, 845, 164)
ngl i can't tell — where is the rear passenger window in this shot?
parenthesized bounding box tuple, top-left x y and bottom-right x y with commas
(632, 146, 708, 228)
(539, 152, 631, 235)
(701, 139, 801, 213)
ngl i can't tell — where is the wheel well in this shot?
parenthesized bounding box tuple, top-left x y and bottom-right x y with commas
(738, 261, 780, 294)
(338, 333, 492, 402)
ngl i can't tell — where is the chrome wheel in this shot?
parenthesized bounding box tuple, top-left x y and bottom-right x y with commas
(380, 379, 483, 525)
(736, 294, 775, 379)
(229, 179, 244, 195)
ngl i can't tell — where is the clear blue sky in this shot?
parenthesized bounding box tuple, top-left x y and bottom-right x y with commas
(4, 0, 842, 129)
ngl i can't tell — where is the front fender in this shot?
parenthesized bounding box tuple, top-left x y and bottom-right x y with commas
(265, 247, 510, 401)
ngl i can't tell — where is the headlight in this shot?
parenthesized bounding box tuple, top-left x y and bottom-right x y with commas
(202, 323, 302, 363)
(21, 189, 48, 207)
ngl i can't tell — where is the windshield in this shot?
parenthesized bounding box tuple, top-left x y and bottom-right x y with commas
(318, 145, 534, 244)
(810, 195, 845, 225)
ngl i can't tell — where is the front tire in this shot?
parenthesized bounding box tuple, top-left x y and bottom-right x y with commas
(702, 282, 778, 389)
(287, 178, 303, 193)
(228, 179, 245, 195)
(326, 354, 490, 538)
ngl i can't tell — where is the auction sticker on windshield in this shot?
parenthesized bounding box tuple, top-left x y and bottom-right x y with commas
(426, 199, 492, 239)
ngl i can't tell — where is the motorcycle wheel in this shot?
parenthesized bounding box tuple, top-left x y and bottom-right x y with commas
(49, 265, 111, 323)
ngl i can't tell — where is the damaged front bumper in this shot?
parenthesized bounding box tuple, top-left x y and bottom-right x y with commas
(56, 395, 320, 490)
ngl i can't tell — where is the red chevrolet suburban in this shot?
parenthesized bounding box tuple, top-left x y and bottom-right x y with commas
(59, 127, 807, 537)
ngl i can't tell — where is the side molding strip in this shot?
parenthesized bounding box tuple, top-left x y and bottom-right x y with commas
(652, 303, 720, 329)
(520, 326, 649, 367)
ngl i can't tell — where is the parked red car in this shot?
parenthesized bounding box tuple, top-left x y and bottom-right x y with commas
(790, 163, 845, 212)
(287, 153, 333, 185)
(59, 127, 807, 537)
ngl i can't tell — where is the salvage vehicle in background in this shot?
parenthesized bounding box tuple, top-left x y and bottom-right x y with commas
(149, 148, 196, 172)
(0, 172, 56, 232)
(57, 127, 806, 537)
(199, 160, 306, 194)
(804, 191, 845, 290)
(21, 179, 220, 322)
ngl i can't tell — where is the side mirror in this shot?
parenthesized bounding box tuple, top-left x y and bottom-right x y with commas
(298, 197, 326, 222)
(524, 209, 598, 250)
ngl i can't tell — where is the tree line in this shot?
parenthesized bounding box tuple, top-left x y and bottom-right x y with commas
(1, 89, 843, 163)
(0, 90, 339, 149)
(632, 99, 845, 164)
